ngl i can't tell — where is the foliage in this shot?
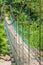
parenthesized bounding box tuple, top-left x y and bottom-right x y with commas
(11, 0, 43, 51)
(1, 0, 43, 51)
(0, 22, 9, 55)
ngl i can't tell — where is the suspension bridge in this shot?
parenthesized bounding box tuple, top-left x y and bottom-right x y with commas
(1, 1, 43, 64)
(4, 16, 43, 65)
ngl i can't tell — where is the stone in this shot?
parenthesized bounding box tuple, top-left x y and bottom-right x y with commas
(0, 55, 11, 61)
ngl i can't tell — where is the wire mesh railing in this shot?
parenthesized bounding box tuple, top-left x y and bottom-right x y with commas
(3, 0, 43, 65)
(4, 16, 43, 65)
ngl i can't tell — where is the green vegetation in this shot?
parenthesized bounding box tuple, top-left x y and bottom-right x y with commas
(3, 0, 43, 51)
(4, 5, 11, 20)
(0, 22, 9, 55)
(14, 0, 43, 51)
(0, 0, 43, 54)
(0, 0, 10, 55)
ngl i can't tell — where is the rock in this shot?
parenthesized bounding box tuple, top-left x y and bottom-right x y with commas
(0, 55, 11, 61)
(4, 55, 11, 61)
(0, 60, 11, 65)
(11, 58, 14, 63)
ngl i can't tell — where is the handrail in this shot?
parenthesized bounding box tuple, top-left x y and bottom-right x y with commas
(5, 17, 43, 65)
(5, 17, 14, 25)
(4, 3, 42, 65)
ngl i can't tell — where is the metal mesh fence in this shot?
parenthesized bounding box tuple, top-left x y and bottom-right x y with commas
(4, 0, 43, 65)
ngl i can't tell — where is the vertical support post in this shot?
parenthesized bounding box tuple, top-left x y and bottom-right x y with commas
(39, 0, 41, 65)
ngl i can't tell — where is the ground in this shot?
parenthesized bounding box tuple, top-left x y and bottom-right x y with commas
(0, 59, 11, 65)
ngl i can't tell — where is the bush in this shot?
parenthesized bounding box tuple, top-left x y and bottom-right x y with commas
(0, 22, 9, 55)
